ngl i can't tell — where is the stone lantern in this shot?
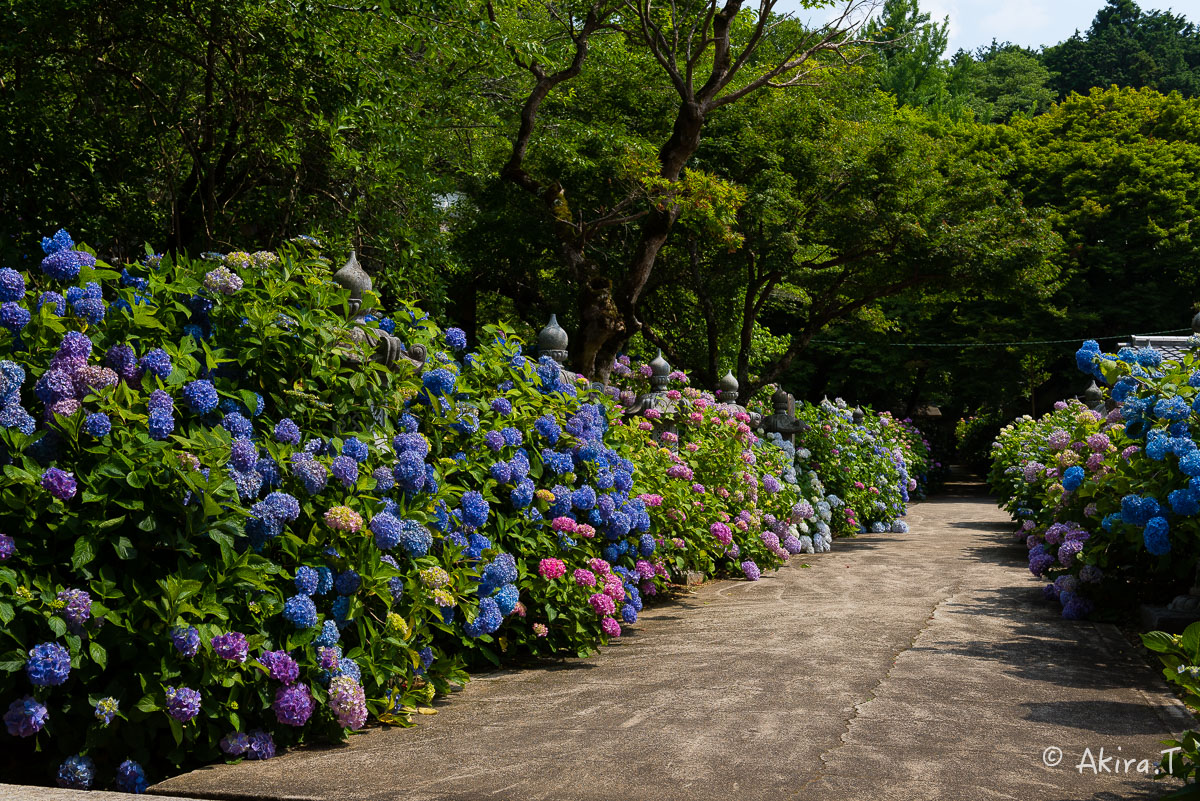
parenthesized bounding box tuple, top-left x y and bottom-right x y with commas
(761, 386, 809, 445)
(537, 314, 569, 366)
(332, 251, 425, 370)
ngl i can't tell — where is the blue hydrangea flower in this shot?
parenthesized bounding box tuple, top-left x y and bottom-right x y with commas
(1145, 516, 1171, 555)
(115, 760, 148, 794)
(0, 302, 30, 332)
(398, 519, 433, 557)
(0, 268, 25, 302)
(295, 566, 319, 594)
(490, 397, 512, 415)
(335, 570, 362, 596)
(392, 451, 426, 493)
(171, 626, 200, 657)
(372, 467, 394, 491)
(283, 594, 319, 629)
(461, 490, 490, 529)
(4, 695, 49, 737)
(342, 437, 369, 463)
(534, 415, 560, 444)
(56, 755, 95, 790)
(370, 512, 403, 550)
(422, 368, 456, 396)
(445, 327, 467, 351)
(1061, 466, 1085, 492)
(1170, 488, 1200, 516)
(81, 412, 110, 437)
(315, 566, 334, 595)
(222, 411, 254, 440)
(140, 348, 172, 379)
(26, 642, 71, 686)
(274, 418, 301, 444)
(331, 455, 359, 488)
(463, 597, 503, 638)
(182, 379, 219, 414)
(290, 452, 328, 495)
(313, 620, 340, 648)
(495, 583, 519, 615)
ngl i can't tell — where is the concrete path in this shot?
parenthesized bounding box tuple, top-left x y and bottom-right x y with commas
(153, 480, 1194, 801)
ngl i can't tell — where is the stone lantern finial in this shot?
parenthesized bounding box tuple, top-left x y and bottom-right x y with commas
(537, 314, 569, 365)
(718, 370, 739, 404)
(649, 350, 671, 393)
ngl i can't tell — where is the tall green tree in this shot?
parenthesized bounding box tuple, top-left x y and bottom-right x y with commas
(478, 0, 875, 381)
(861, 0, 954, 109)
(1044, 0, 1200, 98)
(950, 42, 1056, 123)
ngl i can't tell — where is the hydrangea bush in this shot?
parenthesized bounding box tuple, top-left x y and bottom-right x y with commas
(792, 399, 930, 536)
(0, 234, 897, 789)
(990, 338, 1200, 618)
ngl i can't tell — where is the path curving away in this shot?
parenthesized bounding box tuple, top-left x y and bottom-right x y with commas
(153, 480, 1194, 801)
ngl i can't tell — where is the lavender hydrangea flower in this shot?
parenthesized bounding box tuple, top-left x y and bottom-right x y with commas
(740, 560, 761, 581)
(57, 588, 91, 631)
(331, 455, 358, 487)
(0, 533, 13, 560)
(327, 676, 368, 729)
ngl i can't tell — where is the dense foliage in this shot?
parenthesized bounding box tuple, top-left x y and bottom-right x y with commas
(0, 232, 925, 789)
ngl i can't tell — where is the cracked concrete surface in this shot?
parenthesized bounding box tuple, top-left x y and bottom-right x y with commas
(151, 480, 1193, 801)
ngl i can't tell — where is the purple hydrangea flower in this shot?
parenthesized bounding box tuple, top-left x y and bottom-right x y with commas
(0, 533, 14, 560)
(4, 695, 49, 737)
(211, 631, 248, 663)
(41, 468, 77, 501)
(220, 731, 251, 755)
(260, 650, 300, 684)
(740, 560, 761, 581)
(273, 683, 314, 727)
(247, 729, 275, 760)
(165, 685, 202, 722)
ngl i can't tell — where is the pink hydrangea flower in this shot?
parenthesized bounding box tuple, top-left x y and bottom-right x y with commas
(551, 516, 577, 533)
(573, 569, 597, 587)
(532, 622, 548, 637)
(576, 524, 596, 538)
(589, 593, 616, 616)
(601, 616, 621, 637)
(538, 558, 567, 580)
(588, 558, 611, 575)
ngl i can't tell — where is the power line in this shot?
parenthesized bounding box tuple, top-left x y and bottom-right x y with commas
(808, 328, 1195, 349)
